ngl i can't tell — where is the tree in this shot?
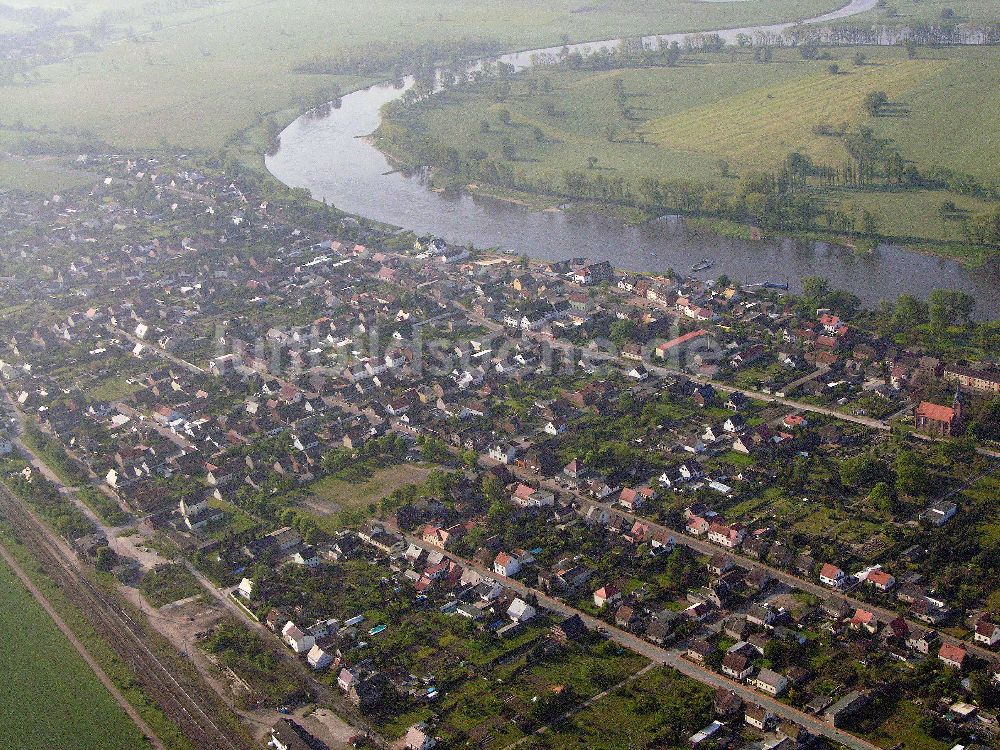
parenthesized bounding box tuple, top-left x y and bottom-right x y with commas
(802, 275, 831, 304)
(869, 481, 896, 514)
(891, 293, 928, 333)
(853, 50, 868, 66)
(828, 63, 840, 74)
(863, 90, 889, 116)
(928, 289, 976, 331)
(95, 546, 116, 572)
(895, 449, 927, 497)
(905, 39, 919, 58)
(482, 472, 506, 507)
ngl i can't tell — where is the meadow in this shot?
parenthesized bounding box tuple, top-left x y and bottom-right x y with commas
(383, 43, 1000, 248)
(1, 0, 848, 161)
(0, 556, 151, 750)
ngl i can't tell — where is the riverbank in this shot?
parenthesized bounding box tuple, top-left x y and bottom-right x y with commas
(374, 129, 998, 270)
(371, 42, 1000, 266)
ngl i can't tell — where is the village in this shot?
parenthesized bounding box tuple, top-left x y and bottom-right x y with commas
(1, 152, 1000, 750)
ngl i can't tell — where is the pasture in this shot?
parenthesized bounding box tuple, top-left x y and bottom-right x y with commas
(387, 43, 1000, 246)
(2, 0, 847, 158)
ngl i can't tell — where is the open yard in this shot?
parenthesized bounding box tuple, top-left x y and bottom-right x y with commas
(0, 556, 151, 750)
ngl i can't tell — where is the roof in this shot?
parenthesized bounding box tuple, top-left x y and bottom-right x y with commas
(819, 563, 842, 579)
(939, 642, 967, 663)
(916, 401, 956, 423)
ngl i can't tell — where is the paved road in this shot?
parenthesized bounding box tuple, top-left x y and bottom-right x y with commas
(402, 534, 879, 750)
(488, 455, 1000, 666)
(0, 541, 167, 750)
(108, 324, 206, 375)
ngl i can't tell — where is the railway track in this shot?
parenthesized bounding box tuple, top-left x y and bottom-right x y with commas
(0, 486, 252, 750)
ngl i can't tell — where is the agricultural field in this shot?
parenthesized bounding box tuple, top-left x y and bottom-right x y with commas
(382, 44, 1000, 246)
(1, 0, 848, 159)
(0, 556, 151, 750)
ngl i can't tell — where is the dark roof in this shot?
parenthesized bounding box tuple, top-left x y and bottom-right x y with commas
(271, 719, 330, 750)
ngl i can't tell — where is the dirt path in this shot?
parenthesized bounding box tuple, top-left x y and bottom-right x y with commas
(0, 541, 167, 750)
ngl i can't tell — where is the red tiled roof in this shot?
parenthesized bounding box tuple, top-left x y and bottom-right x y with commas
(916, 401, 955, 424)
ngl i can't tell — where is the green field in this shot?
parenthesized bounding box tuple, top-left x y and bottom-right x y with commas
(308, 463, 434, 512)
(0, 557, 150, 750)
(1, 0, 849, 160)
(381, 44, 1000, 247)
(0, 156, 96, 194)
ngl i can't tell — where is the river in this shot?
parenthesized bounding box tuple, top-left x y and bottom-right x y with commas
(265, 0, 1000, 318)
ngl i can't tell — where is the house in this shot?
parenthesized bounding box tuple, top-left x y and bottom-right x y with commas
(746, 603, 777, 629)
(939, 642, 967, 670)
(819, 563, 845, 588)
(866, 569, 895, 592)
(306, 645, 333, 671)
(914, 399, 961, 437)
(944, 363, 1000, 394)
(850, 608, 879, 634)
(753, 668, 788, 696)
(721, 651, 754, 681)
(237, 577, 255, 600)
(551, 614, 589, 644)
(488, 443, 518, 464)
(593, 583, 621, 609)
(906, 628, 940, 654)
(824, 691, 869, 728)
(403, 724, 437, 750)
(744, 704, 774, 731)
(920, 500, 958, 526)
(269, 719, 329, 750)
(688, 721, 725, 747)
(494, 551, 523, 578)
(615, 604, 640, 631)
(707, 522, 745, 549)
(511, 483, 555, 509)
(281, 622, 315, 654)
(686, 636, 715, 662)
(618, 486, 655, 511)
(507, 598, 537, 623)
(686, 514, 711, 536)
(975, 618, 1000, 647)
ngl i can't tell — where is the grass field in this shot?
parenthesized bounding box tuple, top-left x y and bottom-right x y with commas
(307, 463, 434, 512)
(0, 556, 151, 750)
(0, 156, 96, 194)
(1, 0, 848, 160)
(386, 44, 1000, 246)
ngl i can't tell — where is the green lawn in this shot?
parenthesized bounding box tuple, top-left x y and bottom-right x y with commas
(2, 0, 847, 161)
(0, 557, 151, 750)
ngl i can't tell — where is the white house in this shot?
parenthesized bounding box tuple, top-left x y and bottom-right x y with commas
(819, 563, 846, 588)
(507, 598, 537, 623)
(488, 443, 518, 464)
(752, 668, 788, 696)
(281, 622, 315, 654)
(306, 645, 333, 670)
(237, 577, 255, 600)
(975, 619, 1000, 646)
(494, 551, 522, 578)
